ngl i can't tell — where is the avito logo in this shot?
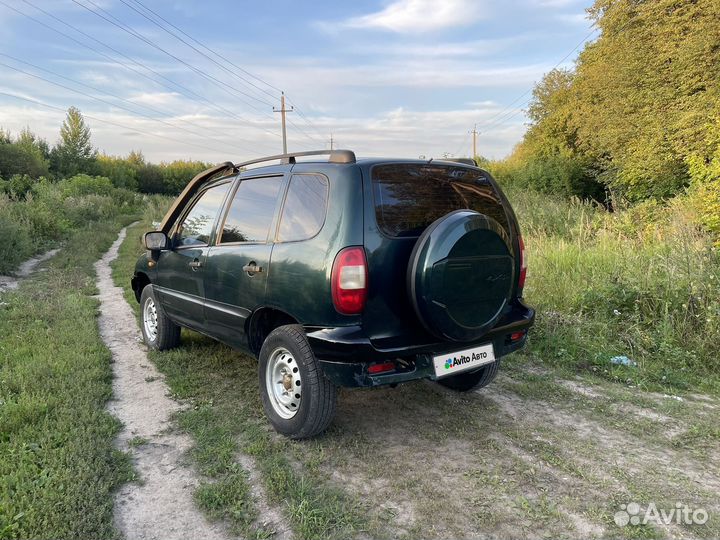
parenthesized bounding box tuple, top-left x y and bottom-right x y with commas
(444, 352, 488, 370)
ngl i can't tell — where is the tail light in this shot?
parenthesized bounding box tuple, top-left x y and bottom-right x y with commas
(331, 247, 368, 314)
(518, 235, 527, 290)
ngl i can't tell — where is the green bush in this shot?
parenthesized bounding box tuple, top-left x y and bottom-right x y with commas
(0, 174, 37, 198)
(0, 196, 33, 273)
(686, 139, 720, 242)
(0, 175, 142, 274)
(490, 154, 606, 201)
(58, 174, 115, 198)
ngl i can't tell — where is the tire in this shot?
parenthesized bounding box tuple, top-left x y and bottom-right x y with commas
(437, 361, 499, 392)
(140, 285, 181, 351)
(258, 325, 336, 439)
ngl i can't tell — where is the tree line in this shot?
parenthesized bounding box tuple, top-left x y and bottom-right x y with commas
(490, 0, 720, 228)
(0, 106, 210, 196)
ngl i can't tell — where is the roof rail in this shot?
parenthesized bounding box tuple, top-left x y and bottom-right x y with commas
(234, 149, 356, 169)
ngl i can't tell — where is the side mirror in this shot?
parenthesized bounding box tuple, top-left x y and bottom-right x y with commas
(144, 231, 169, 251)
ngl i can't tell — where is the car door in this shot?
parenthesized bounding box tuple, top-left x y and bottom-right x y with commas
(203, 174, 286, 348)
(155, 180, 231, 329)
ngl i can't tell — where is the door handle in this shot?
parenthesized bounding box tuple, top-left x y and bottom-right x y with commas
(242, 263, 263, 274)
(189, 259, 203, 269)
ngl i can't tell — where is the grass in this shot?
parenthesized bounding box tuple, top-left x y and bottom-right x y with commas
(0, 215, 138, 540)
(503, 185, 720, 394)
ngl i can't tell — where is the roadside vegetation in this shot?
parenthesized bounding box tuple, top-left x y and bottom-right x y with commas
(0, 215, 139, 539)
(487, 0, 720, 238)
(1, 107, 208, 274)
(505, 186, 720, 393)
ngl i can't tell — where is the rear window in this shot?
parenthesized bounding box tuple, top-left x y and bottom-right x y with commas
(372, 164, 509, 237)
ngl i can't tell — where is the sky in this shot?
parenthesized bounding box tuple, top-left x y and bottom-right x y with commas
(0, 0, 597, 164)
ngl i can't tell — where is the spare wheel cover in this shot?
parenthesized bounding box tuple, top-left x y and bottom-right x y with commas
(407, 209, 514, 342)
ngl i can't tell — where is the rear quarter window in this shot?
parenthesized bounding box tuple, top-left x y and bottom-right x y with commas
(277, 174, 329, 242)
(372, 164, 509, 237)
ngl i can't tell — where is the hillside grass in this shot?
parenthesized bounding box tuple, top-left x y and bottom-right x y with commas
(0, 216, 138, 540)
(504, 186, 720, 394)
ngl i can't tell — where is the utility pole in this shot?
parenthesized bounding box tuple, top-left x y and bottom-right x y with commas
(273, 92, 293, 154)
(470, 124, 479, 159)
(328, 133, 334, 150)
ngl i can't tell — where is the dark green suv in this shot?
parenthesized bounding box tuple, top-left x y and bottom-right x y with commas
(132, 150, 534, 438)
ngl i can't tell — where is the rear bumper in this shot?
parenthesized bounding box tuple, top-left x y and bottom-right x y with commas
(307, 300, 535, 388)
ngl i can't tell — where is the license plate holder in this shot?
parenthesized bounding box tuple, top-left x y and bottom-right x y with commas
(433, 343, 495, 378)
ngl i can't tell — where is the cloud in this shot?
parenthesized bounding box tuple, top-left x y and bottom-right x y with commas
(341, 0, 490, 33)
(351, 35, 534, 59)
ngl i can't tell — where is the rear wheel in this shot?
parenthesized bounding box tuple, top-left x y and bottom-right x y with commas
(140, 285, 181, 351)
(437, 361, 499, 392)
(258, 325, 336, 439)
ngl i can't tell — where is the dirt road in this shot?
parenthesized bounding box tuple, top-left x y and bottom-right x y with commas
(0, 248, 60, 293)
(95, 226, 233, 540)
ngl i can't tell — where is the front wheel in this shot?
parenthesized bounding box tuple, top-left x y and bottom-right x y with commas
(258, 325, 336, 439)
(140, 285, 181, 351)
(437, 361, 499, 392)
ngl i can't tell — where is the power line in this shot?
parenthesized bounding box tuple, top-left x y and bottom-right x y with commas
(70, 0, 277, 116)
(7, 0, 283, 140)
(475, 25, 600, 135)
(475, 5, 641, 140)
(0, 90, 255, 156)
(284, 95, 330, 142)
(0, 59, 273, 155)
(72, 0, 319, 150)
(119, 0, 325, 149)
(117, 0, 280, 106)
(129, 0, 283, 98)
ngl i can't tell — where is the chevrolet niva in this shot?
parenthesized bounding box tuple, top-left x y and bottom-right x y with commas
(132, 150, 534, 438)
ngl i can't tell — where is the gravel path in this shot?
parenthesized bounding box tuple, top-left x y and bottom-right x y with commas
(0, 248, 60, 293)
(95, 226, 235, 540)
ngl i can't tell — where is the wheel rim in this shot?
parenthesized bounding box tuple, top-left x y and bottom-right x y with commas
(265, 347, 302, 419)
(143, 297, 158, 342)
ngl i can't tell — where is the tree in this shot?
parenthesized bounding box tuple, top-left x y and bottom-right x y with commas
(0, 128, 50, 179)
(501, 0, 720, 201)
(94, 154, 138, 191)
(51, 107, 97, 177)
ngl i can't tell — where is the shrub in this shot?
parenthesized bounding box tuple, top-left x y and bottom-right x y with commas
(59, 174, 115, 198)
(686, 150, 720, 243)
(0, 174, 37, 197)
(489, 154, 606, 201)
(0, 195, 33, 273)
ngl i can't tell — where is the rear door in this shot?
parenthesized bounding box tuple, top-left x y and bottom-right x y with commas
(362, 162, 514, 347)
(155, 181, 231, 329)
(203, 174, 286, 348)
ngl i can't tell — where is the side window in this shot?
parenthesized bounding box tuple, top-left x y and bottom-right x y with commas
(176, 183, 229, 247)
(219, 176, 284, 243)
(277, 174, 329, 242)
